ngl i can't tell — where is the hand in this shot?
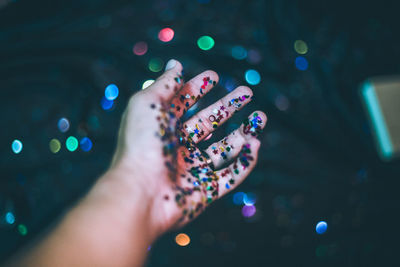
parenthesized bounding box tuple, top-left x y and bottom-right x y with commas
(5, 60, 267, 267)
(109, 59, 267, 238)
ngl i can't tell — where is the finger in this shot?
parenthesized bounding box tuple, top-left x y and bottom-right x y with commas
(145, 59, 184, 101)
(204, 111, 267, 169)
(182, 86, 253, 143)
(215, 138, 261, 198)
(170, 70, 219, 118)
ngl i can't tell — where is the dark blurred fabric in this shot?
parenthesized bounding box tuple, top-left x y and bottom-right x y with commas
(1, 0, 400, 266)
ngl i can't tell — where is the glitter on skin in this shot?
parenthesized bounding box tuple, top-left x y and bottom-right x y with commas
(243, 112, 263, 136)
(153, 73, 259, 223)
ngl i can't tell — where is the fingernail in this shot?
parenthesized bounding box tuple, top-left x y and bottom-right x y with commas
(165, 59, 177, 71)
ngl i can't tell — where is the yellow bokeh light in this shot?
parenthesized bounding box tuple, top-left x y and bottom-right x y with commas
(175, 233, 190, 246)
(294, 40, 308, 55)
(49, 138, 61, 153)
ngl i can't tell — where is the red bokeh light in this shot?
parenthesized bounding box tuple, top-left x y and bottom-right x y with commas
(158, 28, 174, 42)
(133, 41, 148, 56)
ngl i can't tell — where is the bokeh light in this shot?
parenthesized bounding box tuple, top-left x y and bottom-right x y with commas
(243, 192, 257, 206)
(18, 224, 28, 236)
(142, 79, 155, 89)
(242, 205, 256, 217)
(49, 138, 61, 153)
(11, 140, 23, 154)
(66, 136, 79, 152)
(57, 117, 70, 133)
(105, 84, 119, 101)
(133, 41, 148, 56)
(316, 221, 328, 234)
(149, 58, 164, 72)
(5, 212, 15, 224)
(101, 96, 114, 110)
(245, 69, 261, 85)
(158, 27, 174, 42)
(197, 36, 215, 51)
(175, 233, 190, 246)
(275, 94, 290, 111)
(233, 192, 246, 205)
(247, 49, 262, 64)
(231, 45, 247, 60)
(294, 40, 308, 54)
(80, 137, 93, 152)
(295, 56, 308, 71)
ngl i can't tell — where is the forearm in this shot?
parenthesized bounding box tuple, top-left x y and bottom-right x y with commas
(7, 169, 155, 267)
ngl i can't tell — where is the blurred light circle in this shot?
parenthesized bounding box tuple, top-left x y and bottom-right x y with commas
(245, 69, 261, 85)
(224, 78, 237, 92)
(294, 40, 308, 54)
(66, 136, 79, 152)
(11, 140, 23, 154)
(275, 95, 290, 111)
(158, 28, 174, 42)
(231, 45, 247, 60)
(233, 192, 246, 205)
(316, 221, 328, 234)
(105, 84, 119, 101)
(49, 139, 61, 153)
(242, 205, 256, 218)
(133, 41, 148, 56)
(197, 36, 215, 51)
(18, 224, 28, 236)
(142, 79, 155, 89)
(101, 96, 114, 110)
(149, 58, 164, 72)
(247, 49, 262, 64)
(175, 233, 190, 246)
(5, 212, 15, 224)
(295, 56, 308, 71)
(57, 118, 70, 133)
(243, 192, 257, 206)
(80, 137, 93, 152)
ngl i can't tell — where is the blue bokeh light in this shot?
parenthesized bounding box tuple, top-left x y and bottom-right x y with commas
(57, 117, 70, 133)
(101, 96, 114, 110)
(231, 46, 247, 60)
(105, 84, 119, 101)
(316, 221, 328, 234)
(233, 192, 246, 205)
(243, 192, 257, 206)
(5, 212, 15, 224)
(11, 140, 23, 154)
(295, 56, 308, 71)
(245, 69, 261, 85)
(80, 137, 93, 152)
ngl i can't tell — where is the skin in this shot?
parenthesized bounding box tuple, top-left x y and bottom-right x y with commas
(5, 59, 267, 267)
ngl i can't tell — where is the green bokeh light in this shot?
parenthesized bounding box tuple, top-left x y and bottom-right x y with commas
(49, 138, 61, 153)
(148, 58, 164, 72)
(294, 40, 308, 54)
(197, 36, 215, 51)
(18, 224, 28, 236)
(66, 136, 78, 152)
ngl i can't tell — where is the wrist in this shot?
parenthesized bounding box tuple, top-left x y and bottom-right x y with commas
(88, 165, 160, 242)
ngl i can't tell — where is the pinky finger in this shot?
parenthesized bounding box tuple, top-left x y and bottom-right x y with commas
(215, 138, 261, 198)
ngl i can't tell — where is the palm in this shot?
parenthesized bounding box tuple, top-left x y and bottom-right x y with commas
(118, 60, 266, 232)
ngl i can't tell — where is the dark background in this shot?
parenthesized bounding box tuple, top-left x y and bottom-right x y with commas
(1, 0, 400, 266)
